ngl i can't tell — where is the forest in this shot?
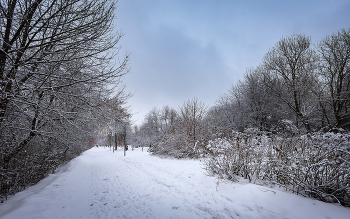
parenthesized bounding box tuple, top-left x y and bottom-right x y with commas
(129, 30, 350, 206)
(0, 0, 349, 208)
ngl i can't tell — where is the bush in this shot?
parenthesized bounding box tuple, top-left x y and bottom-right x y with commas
(148, 131, 207, 158)
(0, 137, 92, 203)
(204, 131, 350, 206)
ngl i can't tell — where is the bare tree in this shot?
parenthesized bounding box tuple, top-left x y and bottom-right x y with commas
(211, 92, 238, 135)
(239, 67, 283, 130)
(263, 34, 319, 132)
(0, 0, 129, 200)
(0, 0, 128, 160)
(0, 0, 125, 122)
(179, 97, 208, 145)
(318, 28, 350, 129)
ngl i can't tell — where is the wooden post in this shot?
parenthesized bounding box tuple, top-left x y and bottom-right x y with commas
(112, 131, 114, 153)
(124, 125, 126, 156)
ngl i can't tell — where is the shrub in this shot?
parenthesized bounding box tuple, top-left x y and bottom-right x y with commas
(204, 131, 350, 206)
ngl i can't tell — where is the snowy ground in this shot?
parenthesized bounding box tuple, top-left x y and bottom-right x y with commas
(0, 147, 349, 219)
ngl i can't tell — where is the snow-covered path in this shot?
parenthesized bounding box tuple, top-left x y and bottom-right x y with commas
(0, 147, 349, 219)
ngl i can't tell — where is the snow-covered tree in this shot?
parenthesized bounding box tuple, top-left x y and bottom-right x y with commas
(262, 34, 319, 132)
(0, 0, 129, 201)
(318, 28, 350, 129)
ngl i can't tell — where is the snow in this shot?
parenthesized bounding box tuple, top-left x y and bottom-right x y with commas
(0, 147, 349, 219)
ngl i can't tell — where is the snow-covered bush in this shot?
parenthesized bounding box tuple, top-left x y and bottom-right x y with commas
(204, 132, 270, 182)
(0, 135, 91, 202)
(274, 119, 300, 136)
(204, 131, 350, 206)
(148, 130, 207, 158)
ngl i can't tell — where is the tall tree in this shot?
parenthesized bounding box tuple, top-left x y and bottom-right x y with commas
(0, 0, 128, 164)
(263, 34, 319, 132)
(179, 97, 207, 145)
(0, 0, 129, 199)
(318, 28, 350, 129)
(239, 67, 283, 130)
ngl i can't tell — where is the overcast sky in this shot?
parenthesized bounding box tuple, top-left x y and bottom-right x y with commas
(113, 0, 350, 125)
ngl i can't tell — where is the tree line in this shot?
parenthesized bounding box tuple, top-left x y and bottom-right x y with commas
(0, 0, 130, 202)
(132, 28, 350, 151)
(212, 30, 350, 134)
(130, 28, 350, 206)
